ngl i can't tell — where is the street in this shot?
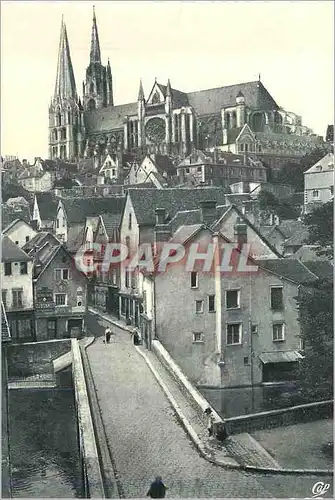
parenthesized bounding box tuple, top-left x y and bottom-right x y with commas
(85, 312, 334, 498)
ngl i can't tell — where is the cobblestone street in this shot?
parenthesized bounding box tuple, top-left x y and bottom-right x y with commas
(86, 312, 334, 498)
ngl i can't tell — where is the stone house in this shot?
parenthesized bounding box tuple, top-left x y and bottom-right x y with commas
(24, 232, 87, 341)
(2, 219, 38, 248)
(89, 213, 122, 316)
(55, 196, 125, 244)
(1, 235, 35, 342)
(304, 152, 334, 213)
(139, 225, 329, 388)
(177, 149, 267, 187)
(118, 187, 228, 326)
(125, 154, 175, 186)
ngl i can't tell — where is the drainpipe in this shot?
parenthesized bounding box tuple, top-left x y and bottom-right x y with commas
(212, 232, 222, 356)
(249, 272, 254, 411)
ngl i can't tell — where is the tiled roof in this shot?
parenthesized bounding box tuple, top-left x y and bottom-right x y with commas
(1, 235, 32, 262)
(304, 153, 334, 174)
(22, 232, 60, 253)
(2, 218, 33, 235)
(1, 302, 11, 342)
(66, 224, 85, 252)
(168, 209, 202, 233)
(255, 258, 318, 285)
(278, 219, 307, 240)
(84, 102, 138, 133)
(35, 192, 58, 220)
(157, 83, 189, 108)
(291, 245, 329, 262)
(101, 213, 122, 235)
(212, 204, 282, 257)
(284, 225, 310, 247)
(301, 260, 334, 280)
(168, 224, 203, 245)
(1, 205, 31, 231)
(187, 80, 279, 116)
(62, 196, 125, 224)
(43, 159, 78, 173)
(127, 187, 228, 226)
(149, 154, 176, 174)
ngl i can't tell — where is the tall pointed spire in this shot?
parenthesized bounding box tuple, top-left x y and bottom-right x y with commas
(90, 6, 101, 64)
(138, 79, 145, 101)
(54, 17, 77, 99)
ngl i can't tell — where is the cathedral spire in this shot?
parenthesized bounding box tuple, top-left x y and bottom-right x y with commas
(138, 79, 145, 101)
(166, 79, 171, 97)
(90, 6, 101, 64)
(54, 17, 77, 99)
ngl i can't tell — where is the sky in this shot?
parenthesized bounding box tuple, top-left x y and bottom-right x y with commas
(1, 0, 334, 161)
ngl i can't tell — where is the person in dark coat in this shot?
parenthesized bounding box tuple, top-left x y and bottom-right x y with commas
(146, 476, 167, 498)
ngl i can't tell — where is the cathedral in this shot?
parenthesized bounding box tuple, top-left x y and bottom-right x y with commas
(49, 7, 324, 166)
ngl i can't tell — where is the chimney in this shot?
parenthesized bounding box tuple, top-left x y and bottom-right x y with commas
(154, 224, 171, 244)
(22, 159, 28, 167)
(155, 208, 166, 225)
(234, 217, 248, 248)
(199, 200, 217, 225)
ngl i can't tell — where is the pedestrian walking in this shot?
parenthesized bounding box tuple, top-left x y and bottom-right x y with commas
(104, 326, 112, 344)
(131, 327, 141, 345)
(146, 476, 168, 498)
(204, 407, 214, 437)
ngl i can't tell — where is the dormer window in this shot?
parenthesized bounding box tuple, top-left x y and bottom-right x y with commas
(315, 165, 322, 171)
(328, 163, 334, 170)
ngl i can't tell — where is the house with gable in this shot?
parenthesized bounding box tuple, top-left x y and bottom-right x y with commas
(125, 154, 175, 186)
(96, 153, 120, 185)
(304, 152, 334, 213)
(176, 149, 267, 187)
(211, 204, 281, 259)
(1, 235, 35, 342)
(89, 212, 123, 315)
(24, 232, 87, 340)
(32, 192, 59, 231)
(138, 219, 332, 389)
(2, 219, 38, 248)
(118, 186, 228, 325)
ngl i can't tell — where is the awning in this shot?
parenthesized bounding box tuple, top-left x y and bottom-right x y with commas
(259, 350, 303, 364)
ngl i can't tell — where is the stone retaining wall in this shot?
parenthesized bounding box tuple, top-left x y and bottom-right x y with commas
(151, 340, 224, 429)
(151, 339, 333, 437)
(225, 400, 333, 435)
(7, 339, 71, 379)
(71, 339, 105, 498)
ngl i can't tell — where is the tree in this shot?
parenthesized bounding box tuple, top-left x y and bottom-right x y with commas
(296, 279, 333, 400)
(275, 147, 329, 192)
(303, 201, 333, 257)
(257, 189, 299, 220)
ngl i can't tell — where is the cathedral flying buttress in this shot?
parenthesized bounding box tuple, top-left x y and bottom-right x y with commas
(49, 8, 325, 165)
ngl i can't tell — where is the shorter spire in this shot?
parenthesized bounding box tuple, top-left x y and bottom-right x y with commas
(166, 79, 171, 97)
(138, 79, 145, 101)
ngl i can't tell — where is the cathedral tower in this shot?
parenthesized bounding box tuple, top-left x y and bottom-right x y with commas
(83, 6, 113, 110)
(49, 18, 85, 161)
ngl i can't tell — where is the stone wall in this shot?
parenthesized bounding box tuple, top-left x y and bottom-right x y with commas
(225, 400, 333, 435)
(7, 339, 71, 379)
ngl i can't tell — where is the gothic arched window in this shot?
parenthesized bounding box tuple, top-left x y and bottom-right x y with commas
(53, 129, 58, 141)
(90, 82, 94, 93)
(60, 128, 67, 140)
(152, 91, 160, 104)
(67, 111, 71, 124)
(56, 112, 62, 127)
